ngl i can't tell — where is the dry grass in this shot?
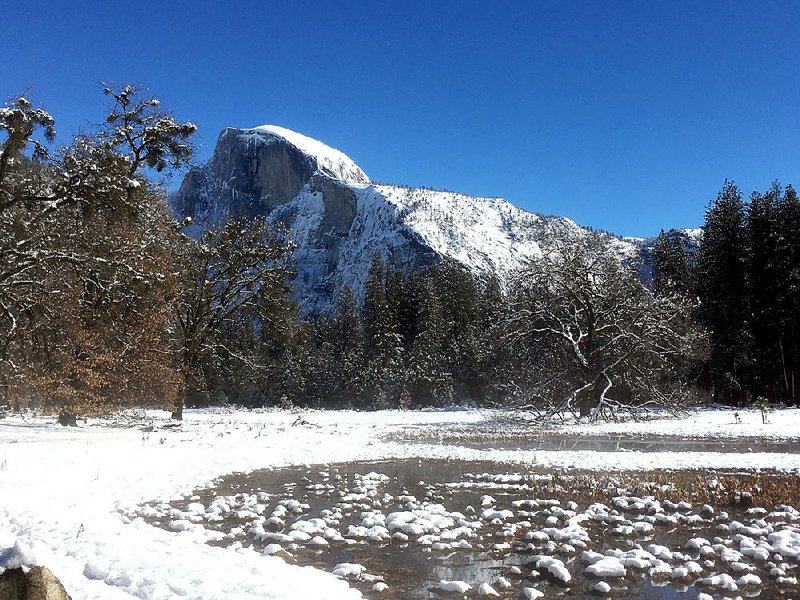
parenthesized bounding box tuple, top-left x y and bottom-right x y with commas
(516, 468, 800, 509)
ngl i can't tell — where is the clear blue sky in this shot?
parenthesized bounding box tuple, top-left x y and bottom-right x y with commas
(3, 1, 799, 236)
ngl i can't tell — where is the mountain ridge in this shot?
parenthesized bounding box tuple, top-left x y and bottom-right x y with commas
(172, 126, 698, 314)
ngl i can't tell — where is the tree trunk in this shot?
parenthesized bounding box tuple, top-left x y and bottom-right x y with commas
(173, 353, 194, 420)
(780, 339, 790, 398)
(579, 374, 610, 418)
(578, 383, 598, 418)
(172, 384, 186, 420)
(578, 399, 593, 418)
(57, 413, 77, 427)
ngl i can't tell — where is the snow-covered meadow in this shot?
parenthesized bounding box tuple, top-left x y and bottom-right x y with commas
(1, 407, 799, 599)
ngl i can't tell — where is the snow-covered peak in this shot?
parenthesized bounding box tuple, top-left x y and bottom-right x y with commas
(246, 125, 370, 185)
(175, 125, 699, 315)
(681, 227, 703, 243)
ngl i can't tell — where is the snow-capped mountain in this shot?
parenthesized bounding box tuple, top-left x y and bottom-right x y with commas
(172, 126, 692, 314)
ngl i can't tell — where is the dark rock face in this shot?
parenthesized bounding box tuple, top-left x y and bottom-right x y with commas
(0, 567, 72, 600)
(313, 176, 358, 242)
(173, 128, 316, 224)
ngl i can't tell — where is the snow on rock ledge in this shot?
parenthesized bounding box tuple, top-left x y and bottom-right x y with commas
(249, 125, 370, 185)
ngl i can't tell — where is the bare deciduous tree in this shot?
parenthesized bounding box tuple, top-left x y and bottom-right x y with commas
(172, 217, 295, 419)
(506, 234, 706, 421)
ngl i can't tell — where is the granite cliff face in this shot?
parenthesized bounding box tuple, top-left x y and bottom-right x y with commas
(172, 127, 344, 224)
(173, 126, 695, 315)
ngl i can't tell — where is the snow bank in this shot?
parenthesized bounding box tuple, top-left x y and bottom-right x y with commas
(562, 407, 800, 441)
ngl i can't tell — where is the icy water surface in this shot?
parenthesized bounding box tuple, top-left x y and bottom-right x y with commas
(135, 460, 800, 599)
(396, 433, 800, 454)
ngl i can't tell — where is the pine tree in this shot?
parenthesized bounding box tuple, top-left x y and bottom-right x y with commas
(747, 183, 782, 400)
(363, 253, 387, 357)
(429, 260, 481, 400)
(776, 185, 800, 405)
(652, 229, 691, 296)
(395, 269, 422, 354)
(475, 274, 508, 404)
(361, 253, 403, 407)
(332, 286, 361, 358)
(408, 278, 452, 405)
(329, 286, 364, 405)
(385, 268, 405, 328)
(696, 181, 750, 405)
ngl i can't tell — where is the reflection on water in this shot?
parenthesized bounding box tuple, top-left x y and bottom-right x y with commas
(137, 459, 799, 600)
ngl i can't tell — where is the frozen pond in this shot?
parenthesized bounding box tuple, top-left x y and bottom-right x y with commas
(134, 459, 800, 599)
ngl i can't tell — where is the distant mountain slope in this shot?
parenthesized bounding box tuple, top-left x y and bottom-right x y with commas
(172, 126, 696, 314)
